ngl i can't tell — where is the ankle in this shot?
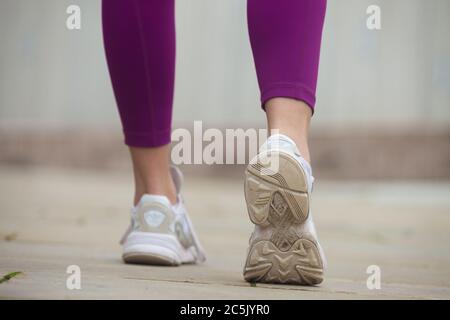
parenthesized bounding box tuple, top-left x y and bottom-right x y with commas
(268, 132, 311, 164)
(134, 171, 177, 205)
(265, 98, 312, 164)
(130, 145, 177, 206)
(135, 184, 177, 206)
(292, 137, 311, 164)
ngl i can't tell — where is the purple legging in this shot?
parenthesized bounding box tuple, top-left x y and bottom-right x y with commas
(102, 0, 326, 147)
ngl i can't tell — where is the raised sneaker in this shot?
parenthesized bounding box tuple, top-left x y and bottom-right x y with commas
(243, 134, 326, 285)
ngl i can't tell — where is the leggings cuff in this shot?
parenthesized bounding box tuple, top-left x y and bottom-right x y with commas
(124, 129, 172, 148)
(260, 83, 316, 114)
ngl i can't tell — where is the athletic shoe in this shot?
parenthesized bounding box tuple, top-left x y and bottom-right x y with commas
(120, 166, 206, 265)
(243, 134, 326, 285)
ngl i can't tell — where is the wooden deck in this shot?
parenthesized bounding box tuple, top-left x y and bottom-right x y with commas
(1, 165, 449, 299)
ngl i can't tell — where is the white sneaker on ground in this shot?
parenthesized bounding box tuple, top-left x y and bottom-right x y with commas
(120, 166, 206, 266)
(243, 134, 326, 285)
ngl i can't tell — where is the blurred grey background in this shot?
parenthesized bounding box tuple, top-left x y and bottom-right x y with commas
(1, 0, 449, 179)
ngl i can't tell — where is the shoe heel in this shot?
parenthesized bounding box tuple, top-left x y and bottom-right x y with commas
(244, 151, 309, 226)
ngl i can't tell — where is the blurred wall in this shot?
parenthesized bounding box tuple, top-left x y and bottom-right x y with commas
(1, 0, 449, 129)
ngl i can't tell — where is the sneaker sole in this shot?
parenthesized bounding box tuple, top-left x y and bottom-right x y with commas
(243, 151, 324, 285)
(122, 232, 190, 266)
(122, 244, 180, 266)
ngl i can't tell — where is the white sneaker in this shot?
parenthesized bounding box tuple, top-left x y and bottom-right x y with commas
(120, 166, 206, 265)
(243, 134, 326, 285)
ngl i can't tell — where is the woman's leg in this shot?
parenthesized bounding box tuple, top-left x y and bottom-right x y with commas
(243, 0, 327, 285)
(102, 0, 176, 204)
(247, 0, 327, 163)
(103, 0, 205, 265)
